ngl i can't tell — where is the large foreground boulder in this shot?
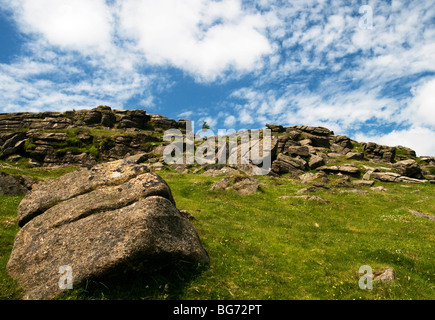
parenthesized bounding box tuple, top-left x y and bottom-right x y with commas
(7, 155, 209, 300)
(392, 159, 423, 179)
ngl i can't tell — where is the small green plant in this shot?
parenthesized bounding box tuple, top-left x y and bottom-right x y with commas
(99, 138, 116, 150)
(202, 121, 210, 130)
(352, 142, 364, 153)
(429, 167, 435, 175)
(87, 145, 99, 157)
(24, 138, 36, 151)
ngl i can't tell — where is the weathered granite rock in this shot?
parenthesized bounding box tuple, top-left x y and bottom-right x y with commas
(333, 135, 353, 149)
(371, 172, 401, 182)
(272, 153, 307, 175)
(346, 152, 364, 160)
(210, 175, 260, 195)
(308, 154, 326, 169)
(363, 142, 396, 163)
(392, 159, 423, 179)
(0, 132, 27, 158)
(287, 146, 310, 157)
(202, 167, 240, 176)
(148, 114, 177, 131)
(266, 124, 285, 133)
(373, 268, 396, 283)
(7, 156, 209, 300)
(317, 165, 360, 177)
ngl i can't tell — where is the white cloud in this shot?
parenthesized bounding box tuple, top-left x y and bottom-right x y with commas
(117, 0, 273, 81)
(224, 115, 236, 127)
(5, 0, 113, 53)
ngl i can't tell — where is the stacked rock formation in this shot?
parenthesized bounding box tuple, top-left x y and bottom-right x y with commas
(7, 155, 209, 300)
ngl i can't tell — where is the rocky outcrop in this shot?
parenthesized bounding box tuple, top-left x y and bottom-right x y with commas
(272, 153, 307, 176)
(0, 106, 160, 132)
(392, 159, 423, 179)
(362, 142, 396, 163)
(210, 175, 260, 195)
(1, 108, 433, 185)
(0, 106, 182, 166)
(7, 155, 209, 300)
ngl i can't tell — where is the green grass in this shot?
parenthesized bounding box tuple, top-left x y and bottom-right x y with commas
(0, 196, 24, 299)
(1, 169, 434, 300)
(0, 159, 79, 181)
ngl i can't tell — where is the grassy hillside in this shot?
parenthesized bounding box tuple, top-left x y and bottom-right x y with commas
(1, 164, 434, 300)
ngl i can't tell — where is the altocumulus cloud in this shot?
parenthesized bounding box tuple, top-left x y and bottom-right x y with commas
(0, 0, 434, 155)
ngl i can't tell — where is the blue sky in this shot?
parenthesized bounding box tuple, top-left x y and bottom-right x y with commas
(0, 0, 434, 155)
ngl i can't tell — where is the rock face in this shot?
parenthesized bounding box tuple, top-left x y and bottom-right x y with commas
(317, 165, 361, 177)
(1, 107, 433, 185)
(0, 106, 180, 167)
(392, 159, 423, 179)
(272, 153, 307, 176)
(7, 155, 209, 300)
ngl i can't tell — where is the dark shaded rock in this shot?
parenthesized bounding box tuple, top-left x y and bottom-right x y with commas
(100, 111, 116, 128)
(409, 210, 435, 221)
(373, 268, 396, 283)
(266, 124, 285, 133)
(303, 133, 331, 148)
(346, 152, 364, 160)
(363, 142, 396, 163)
(285, 129, 302, 141)
(331, 143, 351, 155)
(392, 159, 423, 179)
(83, 110, 102, 126)
(333, 135, 353, 149)
(291, 126, 333, 136)
(352, 180, 375, 187)
(287, 146, 310, 157)
(371, 172, 401, 182)
(0, 132, 27, 158)
(308, 154, 326, 169)
(149, 114, 177, 130)
(0, 172, 29, 195)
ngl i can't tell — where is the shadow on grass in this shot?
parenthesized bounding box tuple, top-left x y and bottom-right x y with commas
(58, 261, 209, 300)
